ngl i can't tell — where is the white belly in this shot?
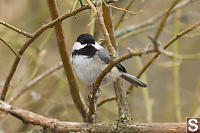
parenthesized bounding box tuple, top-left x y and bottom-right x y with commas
(72, 55, 120, 85)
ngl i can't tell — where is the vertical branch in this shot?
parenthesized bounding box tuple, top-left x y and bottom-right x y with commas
(103, 5, 130, 121)
(114, 79, 130, 121)
(85, 0, 117, 123)
(103, 5, 118, 49)
(47, 0, 87, 121)
(86, 0, 116, 56)
(172, 10, 182, 122)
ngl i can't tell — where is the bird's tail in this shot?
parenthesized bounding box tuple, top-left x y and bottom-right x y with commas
(120, 73, 147, 87)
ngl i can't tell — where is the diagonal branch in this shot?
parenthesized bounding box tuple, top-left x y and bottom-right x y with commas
(115, 0, 195, 39)
(47, 0, 87, 121)
(0, 20, 33, 38)
(154, 0, 181, 41)
(115, 0, 135, 30)
(137, 20, 200, 78)
(0, 37, 19, 57)
(97, 20, 200, 106)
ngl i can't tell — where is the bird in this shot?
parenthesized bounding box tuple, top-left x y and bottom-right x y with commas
(72, 33, 147, 89)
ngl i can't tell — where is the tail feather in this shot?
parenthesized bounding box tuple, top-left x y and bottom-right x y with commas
(120, 73, 147, 87)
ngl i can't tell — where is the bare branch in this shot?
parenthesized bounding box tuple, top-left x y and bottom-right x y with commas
(0, 20, 33, 38)
(0, 100, 186, 133)
(0, 37, 19, 57)
(154, 0, 181, 41)
(115, 0, 196, 38)
(96, 20, 200, 106)
(115, 0, 135, 29)
(47, 0, 87, 121)
(137, 20, 200, 78)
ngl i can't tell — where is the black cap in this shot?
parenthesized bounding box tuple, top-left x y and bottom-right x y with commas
(76, 33, 95, 44)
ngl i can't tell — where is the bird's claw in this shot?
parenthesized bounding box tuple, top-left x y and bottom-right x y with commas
(87, 94, 98, 102)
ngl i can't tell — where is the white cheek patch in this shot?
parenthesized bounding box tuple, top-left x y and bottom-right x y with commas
(92, 42, 104, 50)
(72, 42, 86, 51)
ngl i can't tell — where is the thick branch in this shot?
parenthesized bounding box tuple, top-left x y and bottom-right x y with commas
(47, 0, 87, 120)
(0, 100, 186, 133)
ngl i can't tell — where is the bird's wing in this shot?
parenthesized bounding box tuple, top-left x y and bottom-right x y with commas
(96, 48, 127, 73)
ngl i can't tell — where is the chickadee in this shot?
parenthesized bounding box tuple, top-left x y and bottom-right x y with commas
(72, 33, 147, 88)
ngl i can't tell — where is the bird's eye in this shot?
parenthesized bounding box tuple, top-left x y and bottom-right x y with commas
(80, 41, 86, 44)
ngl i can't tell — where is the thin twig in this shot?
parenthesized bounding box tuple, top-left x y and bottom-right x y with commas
(85, 0, 97, 14)
(0, 20, 33, 38)
(86, 0, 116, 56)
(137, 20, 200, 78)
(47, 0, 87, 121)
(97, 96, 116, 106)
(103, 0, 143, 16)
(0, 37, 19, 57)
(7, 62, 63, 104)
(115, 0, 135, 29)
(115, 0, 195, 38)
(154, 0, 181, 41)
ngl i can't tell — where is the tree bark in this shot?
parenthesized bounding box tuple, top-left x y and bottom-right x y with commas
(0, 100, 186, 133)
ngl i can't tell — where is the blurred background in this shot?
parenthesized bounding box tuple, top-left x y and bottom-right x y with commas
(0, 0, 200, 132)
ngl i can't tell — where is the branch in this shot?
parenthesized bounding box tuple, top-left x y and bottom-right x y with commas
(114, 0, 135, 29)
(114, 79, 130, 121)
(0, 20, 33, 38)
(85, 0, 118, 123)
(87, 0, 116, 56)
(96, 20, 200, 106)
(137, 20, 200, 78)
(102, 5, 130, 121)
(153, 0, 181, 41)
(0, 37, 19, 57)
(115, 0, 195, 38)
(7, 62, 63, 104)
(47, 0, 87, 121)
(0, 0, 117, 101)
(0, 100, 186, 133)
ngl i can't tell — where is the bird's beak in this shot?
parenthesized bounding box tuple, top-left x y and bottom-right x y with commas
(87, 43, 92, 46)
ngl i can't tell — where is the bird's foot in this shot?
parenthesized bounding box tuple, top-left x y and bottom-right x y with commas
(89, 83, 101, 93)
(87, 94, 98, 102)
